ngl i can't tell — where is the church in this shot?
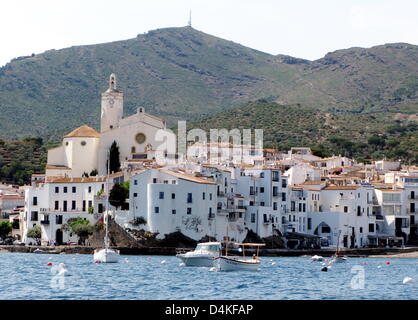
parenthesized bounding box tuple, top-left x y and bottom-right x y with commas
(45, 74, 173, 178)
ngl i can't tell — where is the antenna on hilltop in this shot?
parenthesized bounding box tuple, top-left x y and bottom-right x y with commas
(188, 10, 192, 27)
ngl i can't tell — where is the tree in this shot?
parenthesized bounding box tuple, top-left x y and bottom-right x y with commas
(27, 225, 41, 240)
(0, 221, 12, 239)
(109, 182, 129, 209)
(63, 218, 93, 245)
(108, 141, 121, 174)
(90, 169, 98, 176)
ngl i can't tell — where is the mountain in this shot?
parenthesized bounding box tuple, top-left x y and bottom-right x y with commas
(0, 26, 417, 139)
(189, 100, 418, 163)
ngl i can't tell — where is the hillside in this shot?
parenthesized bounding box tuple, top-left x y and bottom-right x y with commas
(0, 26, 417, 139)
(189, 100, 418, 163)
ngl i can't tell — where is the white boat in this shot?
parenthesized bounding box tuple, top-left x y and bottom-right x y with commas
(176, 242, 221, 267)
(94, 247, 120, 263)
(311, 255, 324, 262)
(93, 151, 120, 263)
(213, 242, 265, 272)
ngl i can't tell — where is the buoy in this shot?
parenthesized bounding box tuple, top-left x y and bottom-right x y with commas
(321, 267, 328, 272)
(386, 261, 391, 265)
(47, 262, 53, 266)
(324, 259, 329, 262)
(161, 260, 166, 264)
(377, 265, 382, 269)
(271, 262, 276, 265)
(403, 277, 413, 284)
(94, 260, 101, 264)
(58, 263, 66, 268)
(48, 257, 52, 260)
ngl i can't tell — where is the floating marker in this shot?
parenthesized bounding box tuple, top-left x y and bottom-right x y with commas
(386, 261, 391, 265)
(47, 262, 53, 266)
(321, 267, 328, 272)
(161, 260, 167, 264)
(377, 265, 382, 269)
(179, 263, 185, 267)
(403, 277, 413, 284)
(271, 262, 276, 265)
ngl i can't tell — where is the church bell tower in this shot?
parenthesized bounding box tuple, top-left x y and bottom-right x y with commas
(100, 74, 123, 133)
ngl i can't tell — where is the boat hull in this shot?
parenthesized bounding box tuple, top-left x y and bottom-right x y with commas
(176, 254, 215, 267)
(214, 256, 260, 271)
(94, 249, 119, 263)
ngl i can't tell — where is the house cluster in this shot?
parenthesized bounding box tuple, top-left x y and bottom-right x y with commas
(13, 75, 418, 249)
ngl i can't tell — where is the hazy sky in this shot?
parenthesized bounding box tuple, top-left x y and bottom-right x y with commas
(1, 0, 417, 66)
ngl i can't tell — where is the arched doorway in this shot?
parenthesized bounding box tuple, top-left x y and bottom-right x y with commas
(56, 229, 63, 245)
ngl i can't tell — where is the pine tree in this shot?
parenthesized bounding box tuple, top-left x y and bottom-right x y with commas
(108, 141, 121, 174)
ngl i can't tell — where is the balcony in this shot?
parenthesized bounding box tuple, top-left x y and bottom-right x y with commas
(375, 215, 384, 220)
(408, 195, 417, 200)
(40, 220, 50, 225)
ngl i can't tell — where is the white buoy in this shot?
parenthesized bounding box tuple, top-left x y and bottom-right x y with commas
(161, 260, 167, 264)
(179, 263, 185, 267)
(403, 277, 413, 284)
(271, 262, 276, 265)
(377, 265, 382, 269)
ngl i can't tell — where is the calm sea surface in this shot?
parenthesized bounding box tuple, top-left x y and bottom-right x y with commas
(1, 253, 417, 300)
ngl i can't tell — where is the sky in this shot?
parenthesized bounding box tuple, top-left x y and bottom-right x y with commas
(1, 0, 417, 66)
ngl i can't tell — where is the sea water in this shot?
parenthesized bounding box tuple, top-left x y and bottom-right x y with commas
(0, 253, 417, 300)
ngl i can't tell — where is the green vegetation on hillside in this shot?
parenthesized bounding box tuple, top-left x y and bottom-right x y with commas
(0, 138, 48, 185)
(189, 100, 418, 163)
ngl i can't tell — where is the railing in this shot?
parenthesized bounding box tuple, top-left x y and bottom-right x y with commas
(408, 195, 416, 200)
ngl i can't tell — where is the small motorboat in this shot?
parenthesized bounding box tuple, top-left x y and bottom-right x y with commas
(33, 248, 46, 254)
(213, 242, 265, 272)
(176, 242, 221, 267)
(311, 255, 324, 262)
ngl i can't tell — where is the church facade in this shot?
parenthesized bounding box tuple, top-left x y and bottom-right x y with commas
(46, 74, 173, 178)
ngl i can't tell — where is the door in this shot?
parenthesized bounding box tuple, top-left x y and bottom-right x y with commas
(56, 229, 63, 245)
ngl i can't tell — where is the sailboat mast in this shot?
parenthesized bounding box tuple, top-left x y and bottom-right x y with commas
(105, 150, 110, 250)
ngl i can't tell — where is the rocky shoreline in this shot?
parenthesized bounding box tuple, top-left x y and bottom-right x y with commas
(2, 245, 418, 258)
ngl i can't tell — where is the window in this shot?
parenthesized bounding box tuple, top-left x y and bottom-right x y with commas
(249, 201, 254, 206)
(273, 186, 278, 197)
(98, 203, 103, 213)
(172, 209, 176, 215)
(88, 201, 92, 210)
(344, 206, 348, 213)
(187, 208, 192, 215)
(133, 193, 138, 198)
(369, 224, 375, 232)
(202, 192, 206, 200)
(55, 187, 59, 193)
(322, 225, 331, 233)
(250, 186, 254, 195)
(187, 193, 193, 203)
(32, 197, 38, 206)
(260, 202, 265, 206)
(260, 187, 264, 193)
(154, 207, 159, 213)
(272, 171, 279, 181)
(63, 201, 67, 212)
(54, 201, 59, 210)
(359, 227, 363, 233)
(56, 215, 63, 225)
(260, 172, 264, 178)
(72, 186, 76, 193)
(163, 180, 168, 184)
(307, 218, 312, 230)
(72, 201, 76, 210)
(303, 204, 306, 212)
(153, 178, 157, 183)
(251, 213, 256, 223)
(30, 211, 38, 221)
(171, 193, 176, 199)
(82, 201, 86, 212)
(273, 202, 277, 211)
(159, 192, 164, 199)
(357, 206, 361, 216)
(63, 187, 68, 193)
(134, 180, 138, 185)
(282, 179, 287, 188)
(282, 193, 286, 201)
(88, 186, 92, 193)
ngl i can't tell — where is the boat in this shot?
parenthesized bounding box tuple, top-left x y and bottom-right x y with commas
(93, 210, 119, 263)
(93, 152, 120, 263)
(311, 255, 324, 262)
(213, 242, 265, 272)
(330, 230, 347, 263)
(176, 242, 221, 267)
